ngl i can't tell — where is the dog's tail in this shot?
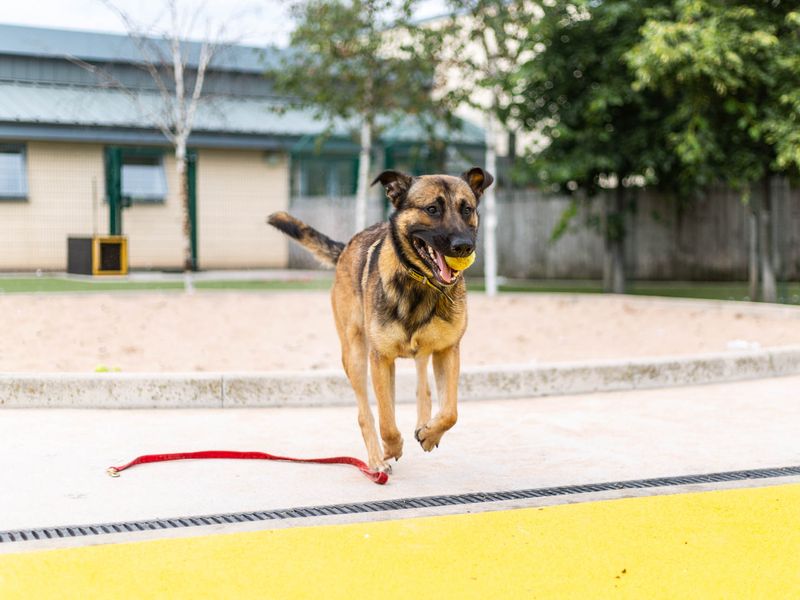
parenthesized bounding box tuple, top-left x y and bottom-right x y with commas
(267, 211, 345, 268)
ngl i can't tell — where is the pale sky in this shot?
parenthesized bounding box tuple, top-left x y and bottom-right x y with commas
(0, 0, 450, 47)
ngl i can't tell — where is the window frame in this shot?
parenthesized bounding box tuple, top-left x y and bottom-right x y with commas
(120, 151, 168, 204)
(0, 143, 29, 201)
(291, 152, 359, 198)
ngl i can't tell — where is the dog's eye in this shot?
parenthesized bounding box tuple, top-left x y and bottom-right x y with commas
(426, 205, 439, 215)
(462, 205, 473, 217)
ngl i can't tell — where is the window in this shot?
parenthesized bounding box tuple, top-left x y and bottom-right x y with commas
(384, 144, 447, 177)
(293, 155, 357, 197)
(121, 154, 167, 203)
(0, 144, 28, 199)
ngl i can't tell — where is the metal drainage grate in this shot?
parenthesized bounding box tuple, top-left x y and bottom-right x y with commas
(2, 464, 799, 544)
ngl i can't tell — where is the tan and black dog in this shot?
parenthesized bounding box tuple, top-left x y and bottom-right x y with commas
(268, 167, 493, 473)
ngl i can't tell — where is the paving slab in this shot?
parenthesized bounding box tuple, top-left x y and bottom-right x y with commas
(1, 374, 799, 552)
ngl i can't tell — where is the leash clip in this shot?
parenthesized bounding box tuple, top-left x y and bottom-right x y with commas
(106, 467, 120, 478)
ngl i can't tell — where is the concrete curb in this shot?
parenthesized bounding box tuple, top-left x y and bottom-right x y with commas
(2, 345, 799, 408)
(0, 373, 222, 409)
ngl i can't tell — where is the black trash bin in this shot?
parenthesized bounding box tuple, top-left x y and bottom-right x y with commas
(67, 235, 128, 276)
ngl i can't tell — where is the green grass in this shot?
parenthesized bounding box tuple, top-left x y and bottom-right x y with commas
(471, 280, 605, 295)
(470, 279, 800, 304)
(0, 277, 185, 293)
(1, 274, 798, 304)
(636, 283, 800, 304)
(0, 276, 334, 294)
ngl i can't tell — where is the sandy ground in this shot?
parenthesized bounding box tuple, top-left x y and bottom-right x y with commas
(1, 291, 799, 373)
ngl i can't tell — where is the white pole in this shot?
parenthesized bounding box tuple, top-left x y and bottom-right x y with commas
(484, 112, 499, 297)
(354, 118, 372, 233)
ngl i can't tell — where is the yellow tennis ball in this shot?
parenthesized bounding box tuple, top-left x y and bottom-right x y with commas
(444, 252, 476, 271)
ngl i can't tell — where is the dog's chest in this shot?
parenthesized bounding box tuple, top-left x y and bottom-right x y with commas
(369, 311, 465, 358)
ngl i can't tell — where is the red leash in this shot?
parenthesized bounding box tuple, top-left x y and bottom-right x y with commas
(107, 450, 389, 485)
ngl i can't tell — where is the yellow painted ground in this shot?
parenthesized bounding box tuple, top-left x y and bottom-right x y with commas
(1, 483, 799, 599)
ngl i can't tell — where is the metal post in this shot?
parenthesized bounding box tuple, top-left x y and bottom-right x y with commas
(104, 147, 122, 235)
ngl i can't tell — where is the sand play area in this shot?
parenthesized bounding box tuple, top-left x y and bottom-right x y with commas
(1, 291, 799, 373)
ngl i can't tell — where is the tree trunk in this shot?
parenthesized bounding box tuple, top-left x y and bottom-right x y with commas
(603, 186, 626, 294)
(748, 204, 759, 301)
(759, 176, 777, 302)
(354, 118, 372, 233)
(483, 112, 499, 297)
(175, 140, 194, 293)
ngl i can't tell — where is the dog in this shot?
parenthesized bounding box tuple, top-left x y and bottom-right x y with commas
(268, 167, 493, 473)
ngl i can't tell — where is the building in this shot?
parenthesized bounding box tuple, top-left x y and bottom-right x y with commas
(0, 24, 484, 271)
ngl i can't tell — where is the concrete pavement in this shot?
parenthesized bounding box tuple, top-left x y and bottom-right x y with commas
(1, 374, 799, 552)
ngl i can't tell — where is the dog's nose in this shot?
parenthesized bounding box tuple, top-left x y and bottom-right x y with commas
(449, 236, 474, 257)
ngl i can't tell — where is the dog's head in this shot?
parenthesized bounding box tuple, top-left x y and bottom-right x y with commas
(373, 167, 493, 285)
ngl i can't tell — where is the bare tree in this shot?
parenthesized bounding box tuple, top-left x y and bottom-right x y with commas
(92, 0, 251, 289)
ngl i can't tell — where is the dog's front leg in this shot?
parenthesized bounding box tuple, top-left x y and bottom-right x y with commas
(369, 350, 404, 463)
(415, 344, 459, 452)
(339, 328, 387, 472)
(414, 353, 432, 433)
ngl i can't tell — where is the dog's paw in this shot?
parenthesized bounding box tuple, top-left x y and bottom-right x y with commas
(370, 458, 393, 474)
(382, 435, 404, 462)
(414, 425, 443, 452)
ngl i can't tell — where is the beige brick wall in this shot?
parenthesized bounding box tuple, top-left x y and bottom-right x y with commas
(0, 141, 107, 270)
(197, 148, 289, 269)
(0, 141, 290, 271)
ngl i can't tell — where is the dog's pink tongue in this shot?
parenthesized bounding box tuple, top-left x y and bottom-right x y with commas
(434, 251, 454, 284)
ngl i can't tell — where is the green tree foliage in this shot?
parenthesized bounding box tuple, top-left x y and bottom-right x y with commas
(512, 1, 678, 292)
(271, 0, 452, 228)
(442, 0, 530, 118)
(626, 1, 800, 300)
(626, 1, 800, 187)
(515, 2, 676, 195)
(274, 0, 440, 124)
(766, 10, 800, 173)
(511, 0, 798, 298)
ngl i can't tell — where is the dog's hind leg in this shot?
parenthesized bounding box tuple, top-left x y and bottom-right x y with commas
(341, 328, 390, 473)
(415, 345, 459, 452)
(369, 351, 404, 462)
(414, 353, 432, 437)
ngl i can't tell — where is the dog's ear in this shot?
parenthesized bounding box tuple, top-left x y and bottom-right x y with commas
(372, 170, 414, 209)
(461, 167, 494, 202)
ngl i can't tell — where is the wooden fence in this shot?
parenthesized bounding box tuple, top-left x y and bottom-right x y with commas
(289, 181, 800, 280)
